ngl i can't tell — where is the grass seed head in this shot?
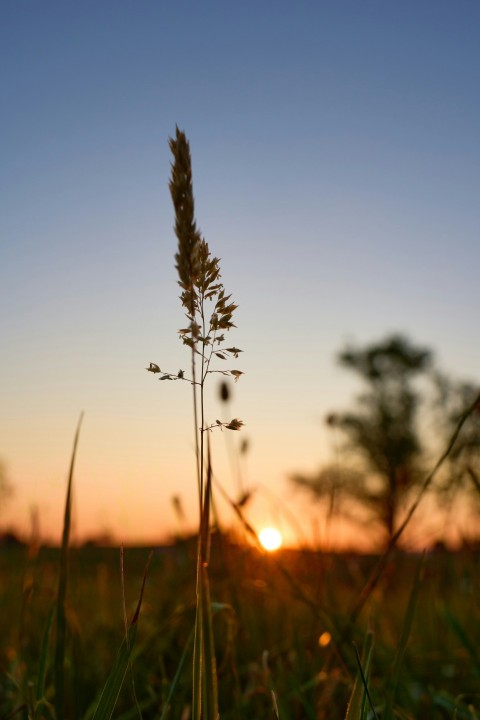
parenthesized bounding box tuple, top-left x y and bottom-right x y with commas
(169, 127, 202, 313)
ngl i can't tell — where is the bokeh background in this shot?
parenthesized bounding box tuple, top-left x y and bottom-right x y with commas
(1, 1, 479, 547)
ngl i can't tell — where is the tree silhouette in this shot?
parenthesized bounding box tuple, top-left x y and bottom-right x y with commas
(433, 375, 480, 511)
(292, 334, 433, 542)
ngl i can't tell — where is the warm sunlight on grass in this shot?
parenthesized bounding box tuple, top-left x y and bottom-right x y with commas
(258, 527, 283, 552)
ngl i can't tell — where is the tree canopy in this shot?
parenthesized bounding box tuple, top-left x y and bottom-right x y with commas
(291, 334, 479, 546)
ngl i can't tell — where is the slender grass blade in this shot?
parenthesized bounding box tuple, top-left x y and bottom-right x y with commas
(345, 631, 375, 720)
(34, 604, 55, 718)
(90, 552, 151, 720)
(54, 411, 84, 719)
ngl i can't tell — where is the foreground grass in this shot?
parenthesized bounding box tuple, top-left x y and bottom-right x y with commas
(0, 539, 479, 719)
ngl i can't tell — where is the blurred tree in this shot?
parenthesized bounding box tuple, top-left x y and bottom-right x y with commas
(291, 334, 434, 542)
(433, 375, 480, 509)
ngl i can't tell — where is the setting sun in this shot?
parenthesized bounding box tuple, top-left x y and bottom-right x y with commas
(258, 527, 283, 552)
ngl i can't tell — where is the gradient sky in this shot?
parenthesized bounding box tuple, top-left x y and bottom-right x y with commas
(1, 2, 479, 547)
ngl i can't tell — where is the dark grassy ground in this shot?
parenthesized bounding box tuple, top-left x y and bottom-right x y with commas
(0, 538, 479, 718)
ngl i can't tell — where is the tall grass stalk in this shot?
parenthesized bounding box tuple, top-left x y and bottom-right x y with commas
(148, 127, 243, 718)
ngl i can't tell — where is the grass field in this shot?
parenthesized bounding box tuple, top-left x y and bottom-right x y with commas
(2, 130, 479, 719)
(1, 538, 479, 718)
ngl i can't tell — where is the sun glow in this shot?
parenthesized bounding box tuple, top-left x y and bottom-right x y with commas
(258, 527, 283, 552)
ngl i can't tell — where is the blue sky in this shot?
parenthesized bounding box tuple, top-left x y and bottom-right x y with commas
(1, 2, 479, 546)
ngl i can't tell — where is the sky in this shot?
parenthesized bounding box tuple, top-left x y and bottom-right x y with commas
(1, 1, 480, 548)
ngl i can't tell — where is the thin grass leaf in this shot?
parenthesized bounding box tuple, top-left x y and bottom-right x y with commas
(91, 552, 151, 720)
(384, 554, 424, 720)
(34, 604, 55, 718)
(120, 546, 145, 720)
(354, 642, 378, 720)
(345, 632, 376, 720)
(159, 627, 195, 720)
(91, 622, 140, 720)
(55, 411, 84, 719)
